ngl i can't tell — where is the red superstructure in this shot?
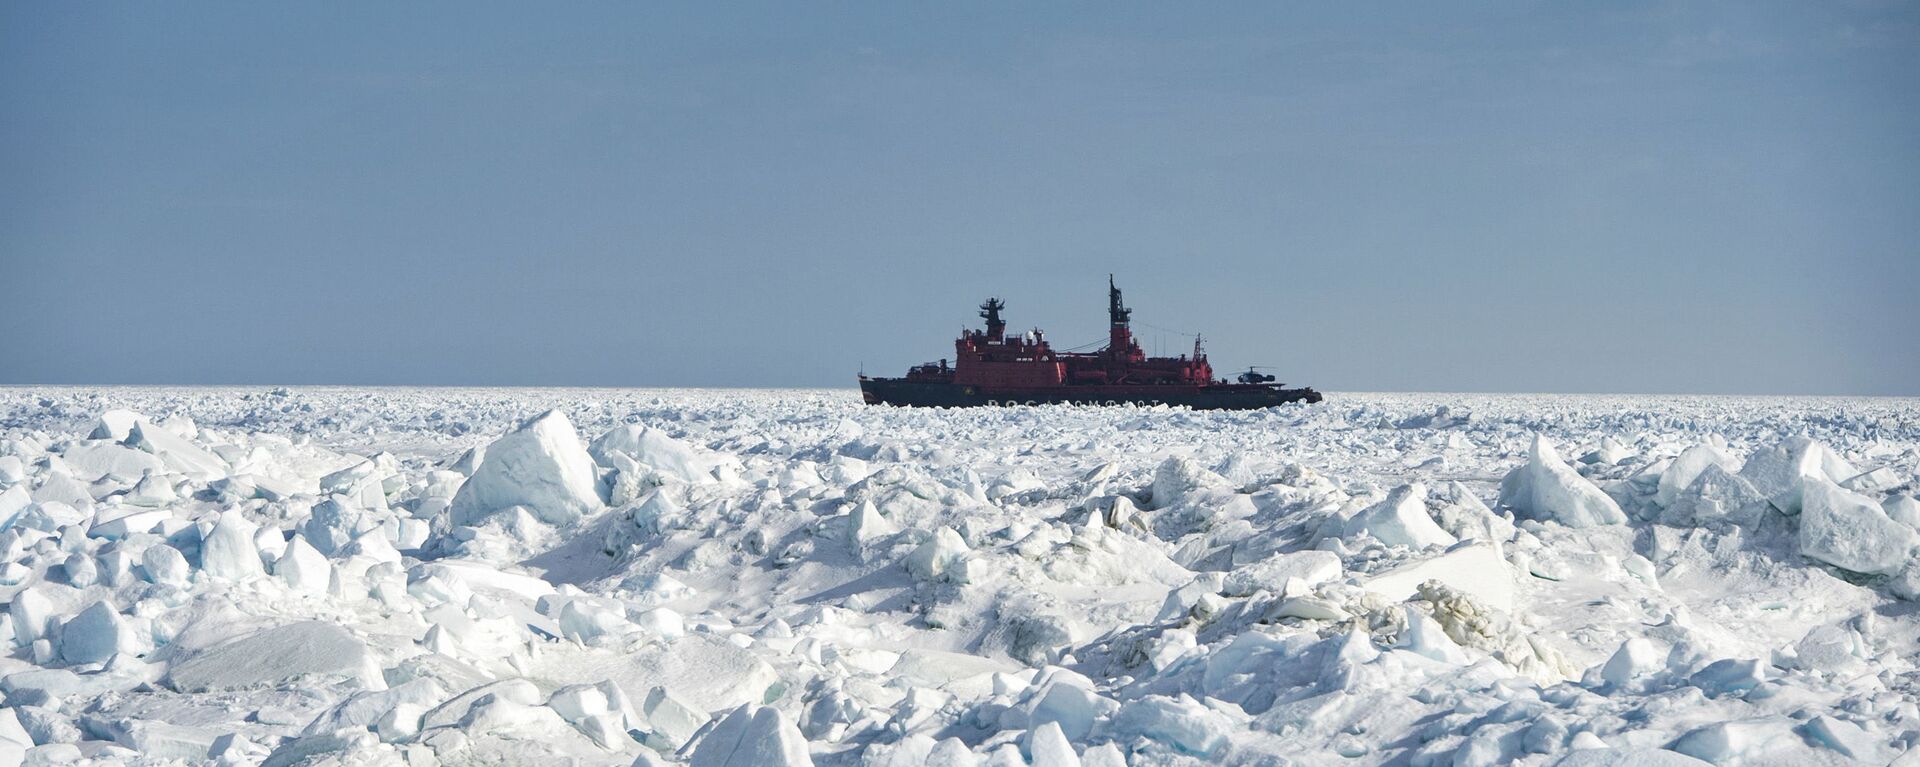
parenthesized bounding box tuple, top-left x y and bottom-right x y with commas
(860, 277, 1321, 410)
(922, 277, 1212, 388)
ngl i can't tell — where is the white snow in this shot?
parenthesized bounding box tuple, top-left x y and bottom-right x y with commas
(0, 387, 1916, 766)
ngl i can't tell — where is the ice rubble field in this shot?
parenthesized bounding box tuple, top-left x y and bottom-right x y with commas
(1, 389, 1919, 767)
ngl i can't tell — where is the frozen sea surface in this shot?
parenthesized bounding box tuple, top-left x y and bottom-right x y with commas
(1, 387, 1917, 766)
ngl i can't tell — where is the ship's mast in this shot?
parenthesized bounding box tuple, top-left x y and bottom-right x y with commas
(979, 297, 1006, 342)
(1107, 275, 1132, 360)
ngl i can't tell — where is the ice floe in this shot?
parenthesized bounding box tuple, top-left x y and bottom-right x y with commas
(0, 388, 1913, 765)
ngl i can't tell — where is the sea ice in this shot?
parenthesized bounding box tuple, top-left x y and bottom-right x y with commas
(199, 509, 266, 581)
(275, 534, 331, 595)
(1797, 478, 1918, 575)
(0, 388, 1913, 766)
(905, 526, 972, 582)
(166, 621, 369, 692)
(1498, 435, 1627, 527)
(0, 485, 28, 529)
(1740, 436, 1858, 513)
(1150, 456, 1227, 509)
(59, 442, 165, 483)
(58, 601, 133, 665)
(1362, 542, 1515, 612)
(1221, 549, 1341, 596)
(690, 705, 813, 767)
(88, 409, 145, 441)
(127, 421, 227, 480)
(589, 424, 739, 485)
(450, 410, 603, 526)
(1655, 443, 1740, 508)
(1341, 482, 1457, 549)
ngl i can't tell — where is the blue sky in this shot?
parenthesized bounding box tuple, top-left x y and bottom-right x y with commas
(3, 3, 1916, 393)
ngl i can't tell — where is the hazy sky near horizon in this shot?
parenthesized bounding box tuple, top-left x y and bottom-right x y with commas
(4, 3, 1917, 394)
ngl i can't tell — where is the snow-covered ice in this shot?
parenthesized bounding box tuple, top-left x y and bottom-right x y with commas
(0, 387, 1917, 765)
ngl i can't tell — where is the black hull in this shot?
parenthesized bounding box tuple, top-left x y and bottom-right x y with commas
(858, 377, 1322, 410)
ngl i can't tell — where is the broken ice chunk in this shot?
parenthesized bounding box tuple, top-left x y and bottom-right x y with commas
(1342, 483, 1457, 549)
(1026, 720, 1081, 767)
(450, 410, 603, 527)
(1687, 658, 1765, 698)
(1497, 435, 1626, 528)
(60, 443, 165, 484)
(1362, 543, 1515, 613)
(58, 600, 135, 666)
(165, 621, 369, 693)
(0, 486, 28, 529)
(1739, 436, 1858, 514)
(1025, 674, 1116, 742)
(275, 535, 331, 596)
(1221, 550, 1340, 597)
(1395, 605, 1469, 664)
(8, 588, 56, 648)
(589, 424, 739, 485)
(847, 499, 899, 556)
(1660, 463, 1765, 528)
(905, 526, 971, 583)
(1667, 717, 1812, 765)
(690, 705, 813, 767)
(141, 544, 190, 586)
(1655, 443, 1740, 508)
(1150, 456, 1228, 510)
(1578, 436, 1633, 465)
(1886, 495, 1920, 529)
(88, 409, 146, 441)
(199, 510, 266, 582)
(1592, 637, 1661, 691)
(127, 422, 226, 480)
(1841, 465, 1903, 493)
(1431, 482, 1516, 543)
(124, 471, 178, 507)
(641, 685, 709, 751)
(1797, 478, 1919, 576)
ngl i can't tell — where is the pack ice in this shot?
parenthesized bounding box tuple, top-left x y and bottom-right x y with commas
(1, 388, 1918, 766)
